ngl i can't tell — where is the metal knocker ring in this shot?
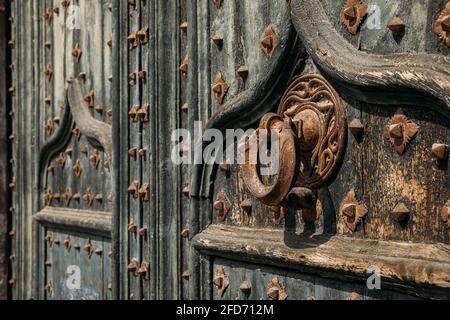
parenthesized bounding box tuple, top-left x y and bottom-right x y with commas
(240, 113, 299, 207)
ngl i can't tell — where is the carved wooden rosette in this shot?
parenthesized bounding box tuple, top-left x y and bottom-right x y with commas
(339, 191, 367, 232)
(241, 74, 346, 214)
(383, 111, 418, 155)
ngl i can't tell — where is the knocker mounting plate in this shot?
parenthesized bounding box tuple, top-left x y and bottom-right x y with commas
(241, 74, 347, 210)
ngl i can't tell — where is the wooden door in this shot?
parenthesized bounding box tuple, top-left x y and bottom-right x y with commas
(7, 0, 114, 300)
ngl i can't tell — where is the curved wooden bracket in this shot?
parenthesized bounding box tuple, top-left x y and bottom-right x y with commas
(37, 79, 112, 191)
(290, 0, 450, 120)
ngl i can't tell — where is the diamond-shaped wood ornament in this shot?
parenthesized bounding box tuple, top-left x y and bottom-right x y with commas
(260, 25, 279, 59)
(383, 111, 418, 155)
(339, 191, 368, 232)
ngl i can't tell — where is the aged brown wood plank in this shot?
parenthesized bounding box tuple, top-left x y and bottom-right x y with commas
(193, 224, 450, 299)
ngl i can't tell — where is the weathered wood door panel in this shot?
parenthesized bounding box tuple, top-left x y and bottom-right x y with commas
(7, 0, 114, 300)
(3, 0, 449, 300)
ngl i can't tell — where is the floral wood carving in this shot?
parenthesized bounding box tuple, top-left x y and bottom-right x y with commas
(434, 2, 450, 48)
(340, 0, 368, 34)
(383, 110, 418, 155)
(339, 191, 367, 232)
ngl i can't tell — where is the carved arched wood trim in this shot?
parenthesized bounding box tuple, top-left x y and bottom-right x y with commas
(290, 0, 450, 120)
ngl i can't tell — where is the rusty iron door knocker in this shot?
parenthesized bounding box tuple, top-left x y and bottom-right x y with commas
(241, 74, 347, 213)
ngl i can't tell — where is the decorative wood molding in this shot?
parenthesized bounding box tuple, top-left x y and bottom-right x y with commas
(193, 224, 450, 299)
(34, 207, 112, 237)
(190, 13, 304, 199)
(67, 80, 112, 156)
(290, 0, 450, 120)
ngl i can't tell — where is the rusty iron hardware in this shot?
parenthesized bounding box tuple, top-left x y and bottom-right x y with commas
(53, 239, 61, 245)
(139, 148, 147, 157)
(182, 271, 191, 280)
(240, 281, 252, 295)
(181, 102, 189, 113)
(383, 110, 418, 155)
(432, 143, 449, 160)
(139, 227, 148, 237)
(241, 74, 346, 218)
(9, 229, 16, 238)
(442, 200, 450, 228)
(214, 190, 230, 221)
(237, 65, 249, 80)
(392, 202, 410, 223)
(44, 96, 52, 105)
(78, 72, 87, 81)
(128, 258, 140, 277)
(107, 38, 112, 48)
(90, 148, 101, 169)
(9, 255, 16, 261)
(72, 127, 81, 140)
(260, 25, 279, 59)
(107, 108, 113, 118)
(138, 183, 149, 202)
(44, 189, 53, 206)
(348, 118, 364, 137)
(435, 3, 450, 48)
(44, 119, 53, 137)
(137, 70, 147, 81)
(339, 190, 368, 232)
(45, 64, 53, 81)
(108, 251, 113, 258)
(73, 243, 81, 250)
(219, 163, 231, 173)
(212, 0, 222, 9)
(182, 185, 191, 197)
(84, 239, 94, 258)
(347, 292, 362, 300)
(267, 277, 287, 300)
(63, 235, 71, 250)
(9, 178, 16, 191)
(44, 8, 53, 24)
(95, 104, 103, 112)
(56, 152, 65, 168)
(181, 228, 189, 239)
(44, 41, 51, 49)
(8, 85, 15, 96)
(128, 147, 137, 159)
(53, 7, 60, 15)
(45, 232, 54, 246)
(9, 132, 16, 142)
(180, 21, 188, 32)
(340, 0, 368, 34)
(388, 17, 405, 34)
(137, 104, 149, 123)
(128, 0, 136, 6)
(240, 199, 252, 213)
(63, 189, 72, 206)
(107, 193, 113, 202)
(83, 188, 94, 207)
(73, 160, 82, 177)
(128, 180, 140, 198)
(45, 261, 52, 267)
(138, 261, 150, 280)
(128, 31, 138, 49)
(8, 278, 16, 287)
(128, 223, 138, 235)
(137, 26, 149, 45)
(213, 267, 229, 297)
(61, 0, 71, 8)
(44, 281, 52, 295)
(53, 193, 62, 203)
(180, 55, 189, 79)
(95, 194, 103, 203)
(108, 74, 113, 82)
(128, 105, 139, 122)
(73, 193, 81, 202)
(72, 43, 82, 63)
(84, 90, 95, 108)
(211, 34, 223, 47)
(8, 37, 15, 49)
(95, 247, 103, 255)
(212, 72, 229, 104)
